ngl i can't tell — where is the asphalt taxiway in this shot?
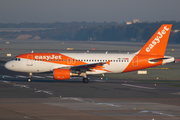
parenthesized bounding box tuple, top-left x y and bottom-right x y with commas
(1, 61, 180, 120)
(1, 39, 180, 120)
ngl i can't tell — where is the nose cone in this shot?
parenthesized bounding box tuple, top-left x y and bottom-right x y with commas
(4, 62, 12, 70)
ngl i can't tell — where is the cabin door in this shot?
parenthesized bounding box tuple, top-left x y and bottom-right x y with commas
(27, 55, 33, 66)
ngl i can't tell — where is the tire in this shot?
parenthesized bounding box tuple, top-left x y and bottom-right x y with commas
(28, 78, 32, 82)
(83, 78, 89, 83)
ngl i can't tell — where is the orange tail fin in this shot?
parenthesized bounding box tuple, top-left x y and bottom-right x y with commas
(138, 24, 172, 56)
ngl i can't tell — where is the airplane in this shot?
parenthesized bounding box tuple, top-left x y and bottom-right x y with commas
(5, 24, 175, 83)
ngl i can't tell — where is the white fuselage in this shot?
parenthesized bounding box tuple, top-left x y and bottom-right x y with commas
(5, 53, 135, 74)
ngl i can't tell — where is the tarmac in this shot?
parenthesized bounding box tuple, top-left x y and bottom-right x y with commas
(0, 40, 180, 120)
(1, 62, 180, 120)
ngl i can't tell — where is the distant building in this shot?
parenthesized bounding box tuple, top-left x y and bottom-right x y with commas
(123, 22, 132, 25)
(171, 30, 180, 33)
(123, 19, 140, 25)
(132, 19, 139, 23)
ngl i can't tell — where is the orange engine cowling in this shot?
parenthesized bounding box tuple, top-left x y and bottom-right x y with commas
(53, 69, 71, 80)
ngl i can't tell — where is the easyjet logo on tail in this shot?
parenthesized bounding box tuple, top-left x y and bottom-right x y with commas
(146, 26, 169, 52)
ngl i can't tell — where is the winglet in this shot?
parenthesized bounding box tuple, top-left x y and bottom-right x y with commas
(138, 24, 172, 56)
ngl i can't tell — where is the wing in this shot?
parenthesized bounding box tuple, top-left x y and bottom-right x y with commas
(61, 61, 111, 73)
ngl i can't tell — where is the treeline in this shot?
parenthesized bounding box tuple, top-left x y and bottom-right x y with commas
(0, 21, 118, 29)
(0, 21, 180, 43)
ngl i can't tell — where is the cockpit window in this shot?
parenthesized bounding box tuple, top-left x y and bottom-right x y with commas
(12, 58, 21, 61)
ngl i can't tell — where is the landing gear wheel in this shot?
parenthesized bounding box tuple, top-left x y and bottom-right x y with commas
(28, 78, 32, 82)
(28, 73, 32, 82)
(83, 78, 89, 83)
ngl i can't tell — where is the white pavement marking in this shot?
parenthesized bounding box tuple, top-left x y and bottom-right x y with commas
(0, 80, 30, 88)
(14, 84, 30, 88)
(0, 79, 54, 95)
(171, 92, 180, 95)
(95, 103, 121, 107)
(93, 80, 105, 82)
(140, 110, 175, 116)
(61, 97, 121, 108)
(16, 75, 28, 78)
(122, 84, 156, 90)
(35, 90, 53, 95)
(32, 76, 44, 79)
(0, 80, 10, 83)
(1, 75, 13, 78)
(61, 97, 84, 102)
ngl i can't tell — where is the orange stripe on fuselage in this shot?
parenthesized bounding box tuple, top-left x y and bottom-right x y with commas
(122, 54, 163, 73)
(16, 53, 86, 66)
(16, 53, 112, 72)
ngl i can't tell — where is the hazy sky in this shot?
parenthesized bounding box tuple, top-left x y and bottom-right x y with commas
(0, 0, 180, 23)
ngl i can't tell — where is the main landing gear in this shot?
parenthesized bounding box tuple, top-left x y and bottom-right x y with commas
(80, 73, 89, 83)
(83, 78, 89, 83)
(27, 73, 32, 82)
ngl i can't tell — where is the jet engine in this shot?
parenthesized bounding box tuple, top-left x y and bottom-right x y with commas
(53, 69, 71, 80)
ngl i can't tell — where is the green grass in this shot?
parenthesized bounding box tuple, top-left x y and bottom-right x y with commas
(170, 85, 180, 87)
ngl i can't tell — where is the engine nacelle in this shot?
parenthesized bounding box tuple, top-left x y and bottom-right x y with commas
(53, 69, 71, 80)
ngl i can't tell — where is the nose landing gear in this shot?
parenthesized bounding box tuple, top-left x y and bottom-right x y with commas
(27, 73, 32, 82)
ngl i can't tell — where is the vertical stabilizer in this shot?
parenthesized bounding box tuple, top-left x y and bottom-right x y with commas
(138, 24, 172, 56)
